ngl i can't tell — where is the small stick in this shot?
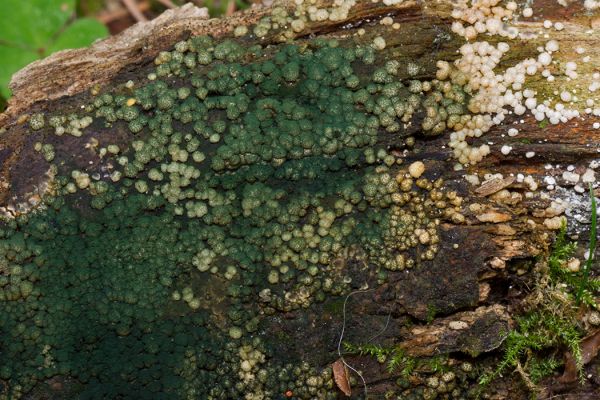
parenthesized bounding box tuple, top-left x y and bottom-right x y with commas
(515, 361, 538, 393)
(156, 0, 177, 8)
(121, 0, 148, 22)
(98, 2, 151, 24)
(226, 0, 236, 16)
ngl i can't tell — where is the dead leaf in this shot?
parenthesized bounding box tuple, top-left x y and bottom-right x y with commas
(559, 329, 600, 383)
(332, 358, 351, 397)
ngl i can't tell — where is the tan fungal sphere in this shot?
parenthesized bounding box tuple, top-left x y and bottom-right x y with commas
(188, 298, 201, 309)
(416, 229, 431, 244)
(72, 170, 91, 189)
(224, 265, 238, 280)
(267, 270, 279, 284)
(291, 19, 305, 32)
(234, 26, 248, 37)
(372, 36, 387, 50)
(229, 327, 243, 339)
(408, 161, 426, 178)
(567, 258, 581, 273)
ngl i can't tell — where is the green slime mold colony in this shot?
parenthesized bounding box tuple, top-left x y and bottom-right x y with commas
(0, 35, 469, 399)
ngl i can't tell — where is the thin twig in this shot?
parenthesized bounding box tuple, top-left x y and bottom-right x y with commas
(226, 0, 236, 16)
(515, 361, 538, 393)
(366, 312, 391, 344)
(156, 0, 177, 8)
(121, 0, 148, 22)
(98, 2, 151, 24)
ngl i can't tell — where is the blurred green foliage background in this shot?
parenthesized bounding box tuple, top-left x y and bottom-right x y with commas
(0, 0, 108, 107)
(0, 0, 250, 111)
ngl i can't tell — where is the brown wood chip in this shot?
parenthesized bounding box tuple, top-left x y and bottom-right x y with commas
(475, 176, 515, 197)
(476, 211, 512, 223)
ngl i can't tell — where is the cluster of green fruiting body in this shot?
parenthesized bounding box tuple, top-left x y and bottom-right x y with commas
(207, 338, 335, 399)
(391, 361, 480, 400)
(0, 31, 467, 399)
(56, 35, 464, 313)
(0, 194, 223, 399)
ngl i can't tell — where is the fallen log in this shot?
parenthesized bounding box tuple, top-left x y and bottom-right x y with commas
(1, 1, 600, 399)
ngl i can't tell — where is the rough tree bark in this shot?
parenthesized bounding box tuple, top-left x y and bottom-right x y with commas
(1, 1, 600, 399)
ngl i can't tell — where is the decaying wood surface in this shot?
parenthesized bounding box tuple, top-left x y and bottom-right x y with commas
(2, 0, 600, 398)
